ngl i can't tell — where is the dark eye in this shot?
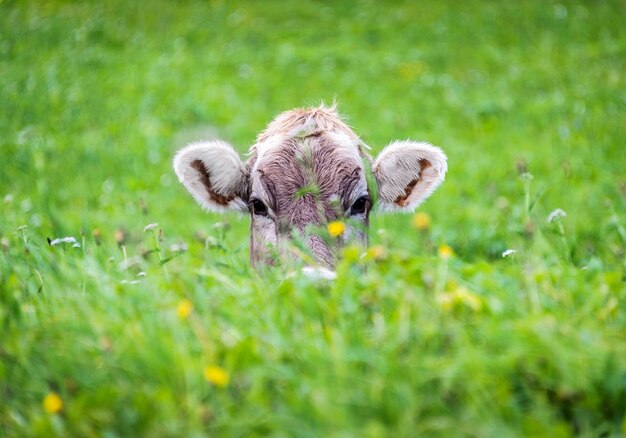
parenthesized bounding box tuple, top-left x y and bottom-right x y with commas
(350, 195, 370, 216)
(250, 198, 268, 217)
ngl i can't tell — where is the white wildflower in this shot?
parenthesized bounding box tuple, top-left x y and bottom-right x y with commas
(143, 223, 158, 232)
(170, 242, 188, 252)
(301, 266, 337, 281)
(520, 172, 534, 181)
(212, 222, 229, 231)
(547, 208, 567, 223)
(137, 271, 147, 277)
(119, 256, 141, 270)
(72, 242, 81, 248)
(120, 279, 141, 285)
(502, 249, 516, 258)
(49, 236, 77, 246)
(204, 236, 218, 248)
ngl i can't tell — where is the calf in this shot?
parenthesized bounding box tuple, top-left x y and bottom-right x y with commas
(174, 105, 447, 268)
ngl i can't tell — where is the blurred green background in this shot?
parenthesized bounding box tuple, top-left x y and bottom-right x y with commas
(1, 0, 625, 436)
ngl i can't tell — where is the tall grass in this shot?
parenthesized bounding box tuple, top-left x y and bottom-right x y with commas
(1, 0, 625, 436)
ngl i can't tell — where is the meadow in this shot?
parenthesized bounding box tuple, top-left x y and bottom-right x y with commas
(1, 0, 625, 436)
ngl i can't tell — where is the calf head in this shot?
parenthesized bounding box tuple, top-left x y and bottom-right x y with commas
(174, 105, 447, 268)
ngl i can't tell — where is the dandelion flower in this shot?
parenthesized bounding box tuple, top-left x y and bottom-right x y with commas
(327, 221, 345, 238)
(437, 287, 482, 312)
(412, 212, 431, 231)
(177, 299, 193, 320)
(455, 287, 482, 311)
(436, 293, 454, 312)
(366, 245, 386, 261)
(204, 366, 229, 387)
(438, 244, 454, 259)
(43, 392, 63, 414)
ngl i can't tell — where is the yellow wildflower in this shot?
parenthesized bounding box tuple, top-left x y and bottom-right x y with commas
(412, 212, 431, 231)
(456, 287, 482, 311)
(438, 244, 455, 259)
(43, 392, 63, 414)
(176, 299, 193, 320)
(366, 245, 386, 261)
(343, 245, 360, 263)
(204, 366, 229, 387)
(437, 293, 454, 312)
(600, 297, 618, 320)
(397, 60, 426, 80)
(327, 221, 345, 238)
(437, 287, 482, 312)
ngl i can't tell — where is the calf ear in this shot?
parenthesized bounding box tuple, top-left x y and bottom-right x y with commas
(173, 141, 249, 213)
(373, 141, 447, 213)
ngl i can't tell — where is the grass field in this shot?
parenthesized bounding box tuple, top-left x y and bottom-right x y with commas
(1, 0, 626, 436)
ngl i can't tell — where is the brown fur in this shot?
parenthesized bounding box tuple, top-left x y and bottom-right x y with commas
(255, 134, 363, 228)
(190, 160, 234, 206)
(255, 104, 359, 144)
(246, 106, 370, 267)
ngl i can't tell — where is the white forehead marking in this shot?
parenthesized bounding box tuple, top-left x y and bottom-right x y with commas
(251, 129, 362, 167)
(326, 131, 363, 162)
(250, 134, 286, 165)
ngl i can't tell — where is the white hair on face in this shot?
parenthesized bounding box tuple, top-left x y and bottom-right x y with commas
(249, 135, 287, 167)
(173, 141, 248, 213)
(288, 118, 319, 138)
(250, 104, 361, 152)
(325, 131, 364, 160)
(374, 141, 447, 213)
(250, 123, 366, 178)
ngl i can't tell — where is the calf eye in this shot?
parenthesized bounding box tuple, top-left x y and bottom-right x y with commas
(350, 195, 370, 216)
(250, 198, 268, 217)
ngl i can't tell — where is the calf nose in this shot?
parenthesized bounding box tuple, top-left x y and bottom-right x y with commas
(289, 196, 337, 267)
(306, 234, 336, 268)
